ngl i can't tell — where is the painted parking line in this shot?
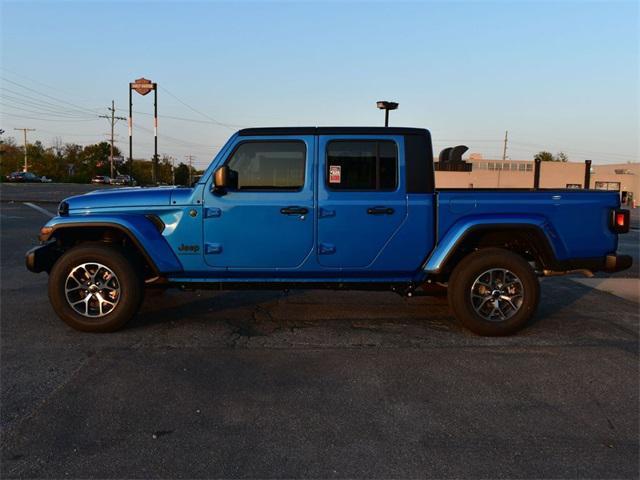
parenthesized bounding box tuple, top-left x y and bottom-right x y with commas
(23, 202, 56, 218)
(570, 277, 640, 303)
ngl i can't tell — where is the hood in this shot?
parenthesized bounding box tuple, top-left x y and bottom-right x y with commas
(63, 186, 178, 211)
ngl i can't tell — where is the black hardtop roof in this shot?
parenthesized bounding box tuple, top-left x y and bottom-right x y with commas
(237, 127, 429, 137)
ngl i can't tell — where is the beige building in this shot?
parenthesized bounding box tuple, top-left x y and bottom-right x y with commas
(435, 159, 639, 206)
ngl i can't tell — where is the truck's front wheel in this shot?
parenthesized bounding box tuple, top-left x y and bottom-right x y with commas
(48, 244, 143, 332)
(447, 248, 540, 336)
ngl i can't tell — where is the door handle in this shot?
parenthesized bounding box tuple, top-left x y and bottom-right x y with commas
(367, 206, 394, 215)
(280, 206, 309, 215)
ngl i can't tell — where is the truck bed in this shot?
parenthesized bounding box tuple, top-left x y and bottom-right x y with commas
(436, 189, 620, 261)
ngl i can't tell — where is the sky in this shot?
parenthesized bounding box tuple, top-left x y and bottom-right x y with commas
(1, 0, 638, 169)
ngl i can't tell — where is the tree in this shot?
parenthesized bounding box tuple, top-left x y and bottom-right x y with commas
(0, 136, 22, 178)
(534, 151, 555, 162)
(157, 155, 175, 184)
(174, 162, 191, 186)
(0, 135, 193, 184)
(534, 151, 569, 162)
(82, 142, 114, 173)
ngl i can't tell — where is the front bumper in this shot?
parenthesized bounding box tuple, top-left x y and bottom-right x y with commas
(25, 241, 60, 273)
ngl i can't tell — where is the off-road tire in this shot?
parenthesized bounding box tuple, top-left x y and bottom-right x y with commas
(48, 243, 143, 332)
(447, 247, 540, 336)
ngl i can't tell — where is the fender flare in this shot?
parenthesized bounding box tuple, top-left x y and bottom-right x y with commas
(423, 215, 564, 274)
(42, 215, 183, 274)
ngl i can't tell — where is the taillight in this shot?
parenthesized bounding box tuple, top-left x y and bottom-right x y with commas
(611, 209, 630, 233)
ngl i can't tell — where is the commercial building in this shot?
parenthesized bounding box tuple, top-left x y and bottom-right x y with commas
(435, 157, 639, 206)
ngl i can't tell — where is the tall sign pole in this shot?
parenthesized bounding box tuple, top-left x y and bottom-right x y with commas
(153, 86, 158, 183)
(129, 78, 158, 183)
(128, 85, 133, 178)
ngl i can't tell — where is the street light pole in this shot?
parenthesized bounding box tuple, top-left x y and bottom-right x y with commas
(376, 101, 399, 127)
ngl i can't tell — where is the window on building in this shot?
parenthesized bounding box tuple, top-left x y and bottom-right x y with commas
(595, 181, 621, 191)
(518, 163, 527, 172)
(326, 140, 397, 190)
(488, 162, 495, 171)
(226, 141, 306, 190)
(566, 183, 582, 189)
(525, 164, 533, 172)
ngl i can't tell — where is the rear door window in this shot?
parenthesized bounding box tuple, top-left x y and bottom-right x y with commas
(326, 140, 397, 190)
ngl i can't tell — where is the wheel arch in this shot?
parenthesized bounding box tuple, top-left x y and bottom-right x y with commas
(41, 218, 182, 277)
(424, 222, 560, 279)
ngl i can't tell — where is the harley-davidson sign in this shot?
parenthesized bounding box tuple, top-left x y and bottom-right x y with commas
(131, 78, 154, 95)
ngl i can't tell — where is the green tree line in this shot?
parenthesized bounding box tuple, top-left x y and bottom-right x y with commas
(534, 151, 568, 162)
(0, 137, 202, 185)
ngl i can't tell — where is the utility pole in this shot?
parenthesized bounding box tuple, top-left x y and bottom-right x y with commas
(169, 156, 176, 185)
(99, 101, 126, 178)
(502, 130, 508, 161)
(14, 128, 35, 172)
(185, 155, 195, 186)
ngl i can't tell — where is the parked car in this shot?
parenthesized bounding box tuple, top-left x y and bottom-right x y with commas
(91, 175, 111, 185)
(5, 171, 49, 183)
(111, 175, 136, 186)
(26, 126, 632, 335)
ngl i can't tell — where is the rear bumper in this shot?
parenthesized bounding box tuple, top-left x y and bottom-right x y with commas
(553, 254, 633, 274)
(602, 254, 633, 273)
(25, 241, 59, 273)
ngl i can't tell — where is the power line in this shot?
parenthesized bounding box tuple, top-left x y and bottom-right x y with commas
(133, 122, 220, 149)
(115, 106, 246, 128)
(1, 101, 95, 119)
(0, 93, 97, 118)
(0, 88, 100, 117)
(0, 66, 98, 102)
(35, 128, 104, 138)
(1, 77, 102, 116)
(160, 86, 244, 130)
(509, 141, 637, 160)
(1, 112, 100, 123)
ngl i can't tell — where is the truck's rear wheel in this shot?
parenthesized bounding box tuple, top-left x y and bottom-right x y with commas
(447, 248, 540, 336)
(48, 244, 143, 332)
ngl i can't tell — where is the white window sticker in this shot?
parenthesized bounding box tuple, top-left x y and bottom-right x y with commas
(329, 165, 341, 183)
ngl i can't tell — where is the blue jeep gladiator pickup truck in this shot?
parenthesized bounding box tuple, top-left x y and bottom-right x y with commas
(26, 127, 632, 335)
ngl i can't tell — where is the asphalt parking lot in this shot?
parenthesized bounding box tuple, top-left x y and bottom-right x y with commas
(1, 184, 638, 478)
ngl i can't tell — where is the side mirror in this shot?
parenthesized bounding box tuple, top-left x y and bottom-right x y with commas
(213, 165, 229, 195)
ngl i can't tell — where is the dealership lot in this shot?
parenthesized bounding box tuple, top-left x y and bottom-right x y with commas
(1, 185, 638, 478)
